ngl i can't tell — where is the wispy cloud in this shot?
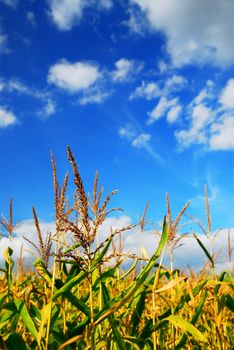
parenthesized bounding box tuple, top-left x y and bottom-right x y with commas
(118, 123, 162, 162)
(1, 78, 56, 118)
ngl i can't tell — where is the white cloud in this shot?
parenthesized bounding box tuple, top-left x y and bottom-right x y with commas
(175, 104, 213, 148)
(48, 0, 112, 31)
(220, 79, 234, 109)
(132, 133, 151, 148)
(123, 8, 147, 35)
(132, 0, 234, 67)
(167, 104, 182, 124)
(209, 115, 234, 150)
(0, 106, 17, 128)
(48, 60, 101, 93)
(147, 96, 178, 124)
(193, 81, 214, 105)
(129, 81, 161, 100)
(164, 75, 187, 94)
(0, 220, 55, 263)
(191, 104, 213, 131)
(49, 0, 84, 31)
(112, 58, 143, 82)
(0, 78, 56, 118)
(2, 215, 232, 272)
(158, 60, 169, 74)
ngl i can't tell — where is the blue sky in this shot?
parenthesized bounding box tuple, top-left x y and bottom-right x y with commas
(0, 0, 234, 267)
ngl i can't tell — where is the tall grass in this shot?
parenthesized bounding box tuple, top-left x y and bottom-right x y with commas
(0, 147, 233, 349)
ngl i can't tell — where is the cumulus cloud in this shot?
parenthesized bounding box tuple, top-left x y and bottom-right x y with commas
(174, 78, 234, 151)
(193, 80, 214, 105)
(48, 60, 101, 93)
(0, 220, 55, 264)
(129, 81, 161, 100)
(1, 216, 232, 272)
(175, 104, 214, 148)
(112, 58, 143, 82)
(164, 75, 187, 94)
(158, 60, 170, 74)
(0, 106, 17, 128)
(132, 133, 151, 148)
(219, 79, 234, 109)
(147, 96, 179, 124)
(132, 0, 234, 67)
(209, 115, 234, 150)
(167, 104, 182, 124)
(48, 0, 112, 31)
(49, 0, 84, 31)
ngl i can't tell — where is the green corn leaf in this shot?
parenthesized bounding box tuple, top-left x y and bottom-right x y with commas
(214, 271, 227, 296)
(65, 264, 81, 282)
(111, 319, 126, 350)
(123, 336, 151, 350)
(192, 232, 214, 268)
(52, 270, 86, 300)
(92, 236, 113, 270)
(94, 217, 168, 326)
(100, 281, 111, 306)
(225, 294, 234, 312)
(165, 315, 207, 343)
(5, 333, 29, 350)
(14, 300, 39, 344)
(119, 259, 138, 281)
(175, 289, 207, 349)
(64, 291, 90, 317)
(154, 276, 187, 294)
(157, 280, 207, 322)
(34, 258, 53, 286)
(130, 291, 147, 336)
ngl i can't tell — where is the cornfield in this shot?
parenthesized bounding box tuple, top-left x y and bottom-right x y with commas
(0, 147, 233, 350)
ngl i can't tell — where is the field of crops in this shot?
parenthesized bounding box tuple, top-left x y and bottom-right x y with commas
(0, 147, 233, 350)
